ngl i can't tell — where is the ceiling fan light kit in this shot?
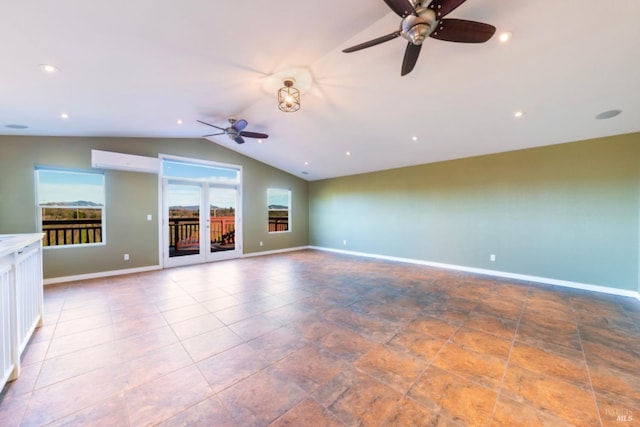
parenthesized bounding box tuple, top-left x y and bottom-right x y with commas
(343, 0, 496, 76)
(199, 1, 493, 146)
(278, 78, 301, 112)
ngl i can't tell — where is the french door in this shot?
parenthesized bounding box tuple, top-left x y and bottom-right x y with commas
(161, 158, 241, 268)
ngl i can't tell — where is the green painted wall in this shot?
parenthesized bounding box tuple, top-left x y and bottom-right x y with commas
(0, 136, 308, 279)
(2, 132, 638, 292)
(309, 133, 640, 292)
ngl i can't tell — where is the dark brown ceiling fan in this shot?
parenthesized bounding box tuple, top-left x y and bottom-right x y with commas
(343, 0, 496, 76)
(197, 118, 269, 144)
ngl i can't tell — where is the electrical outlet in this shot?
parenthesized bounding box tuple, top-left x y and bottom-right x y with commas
(490, 254, 496, 262)
(124, 253, 130, 261)
(147, 214, 152, 221)
(343, 240, 347, 245)
(259, 241, 263, 247)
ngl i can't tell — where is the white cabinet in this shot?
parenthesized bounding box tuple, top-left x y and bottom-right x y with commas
(0, 234, 44, 391)
(0, 260, 13, 387)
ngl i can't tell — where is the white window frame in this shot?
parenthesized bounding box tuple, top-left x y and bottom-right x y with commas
(35, 168, 106, 249)
(267, 188, 291, 233)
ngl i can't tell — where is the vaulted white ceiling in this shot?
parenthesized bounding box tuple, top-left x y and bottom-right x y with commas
(2, 0, 639, 180)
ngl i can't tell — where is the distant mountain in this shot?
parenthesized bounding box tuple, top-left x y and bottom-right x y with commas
(169, 205, 200, 211)
(268, 204, 288, 210)
(41, 200, 103, 207)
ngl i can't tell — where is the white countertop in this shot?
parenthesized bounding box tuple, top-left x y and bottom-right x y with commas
(0, 234, 44, 258)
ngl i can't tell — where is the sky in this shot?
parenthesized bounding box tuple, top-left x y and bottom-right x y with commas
(164, 160, 241, 208)
(37, 169, 105, 205)
(37, 161, 288, 209)
(168, 184, 237, 209)
(268, 189, 290, 208)
(162, 160, 239, 184)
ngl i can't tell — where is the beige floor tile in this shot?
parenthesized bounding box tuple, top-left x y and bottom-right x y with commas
(432, 343, 507, 390)
(273, 345, 347, 393)
(354, 344, 428, 394)
(500, 365, 601, 426)
(317, 370, 402, 426)
(408, 366, 498, 426)
(508, 341, 591, 387)
(158, 395, 238, 427)
(181, 326, 243, 362)
(1, 250, 637, 426)
(450, 327, 513, 359)
(219, 369, 307, 427)
(125, 365, 213, 426)
(197, 343, 270, 392)
(270, 398, 343, 427)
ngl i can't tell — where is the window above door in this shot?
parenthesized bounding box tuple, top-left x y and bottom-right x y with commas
(162, 159, 239, 185)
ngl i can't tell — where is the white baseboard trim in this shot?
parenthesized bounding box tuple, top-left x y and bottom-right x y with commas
(43, 247, 310, 285)
(44, 265, 162, 285)
(42, 247, 640, 302)
(243, 246, 311, 258)
(310, 246, 640, 300)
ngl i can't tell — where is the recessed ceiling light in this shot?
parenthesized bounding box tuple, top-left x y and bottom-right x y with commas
(514, 110, 524, 118)
(499, 31, 512, 43)
(304, 161, 309, 166)
(177, 119, 183, 125)
(39, 64, 59, 73)
(595, 109, 622, 120)
(257, 139, 263, 143)
(5, 124, 29, 129)
(411, 136, 419, 141)
(346, 151, 351, 156)
(60, 113, 69, 119)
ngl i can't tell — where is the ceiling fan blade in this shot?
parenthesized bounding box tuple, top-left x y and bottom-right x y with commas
(234, 135, 246, 144)
(240, 131, 269, 139)
(429, 19, 496, 43)
(203, 132, 225, 137)
(232, 119, 248, 132)
(197, 120, 225, 131)
(401, 42, 422, 76)
(427, 0, 467, 19)
(383, 0, 416, 18)
(343, 31, 401, 53)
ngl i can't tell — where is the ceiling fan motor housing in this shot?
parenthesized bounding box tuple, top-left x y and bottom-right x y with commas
(401, 7, 437, 44)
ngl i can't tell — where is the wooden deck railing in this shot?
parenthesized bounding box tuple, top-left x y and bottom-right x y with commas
(42, 215, 288, 248)
(268, 217, 289, 232)
(170, 216, 236, 249)
(42, 219, 102, 246)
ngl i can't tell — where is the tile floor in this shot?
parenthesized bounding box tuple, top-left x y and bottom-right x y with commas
(0, 250, 638, 426)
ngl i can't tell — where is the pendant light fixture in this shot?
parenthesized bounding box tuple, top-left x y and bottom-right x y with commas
(278, 78, 300, 112)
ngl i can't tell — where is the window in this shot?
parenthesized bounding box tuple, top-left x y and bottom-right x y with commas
(267, 188, 290, 233)
(162, 159, 239, 184)
(36, 168, 105, 247)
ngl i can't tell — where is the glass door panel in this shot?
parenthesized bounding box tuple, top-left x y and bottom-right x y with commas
(209, 187, 236, 254)
(165, 182, 204, 267)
